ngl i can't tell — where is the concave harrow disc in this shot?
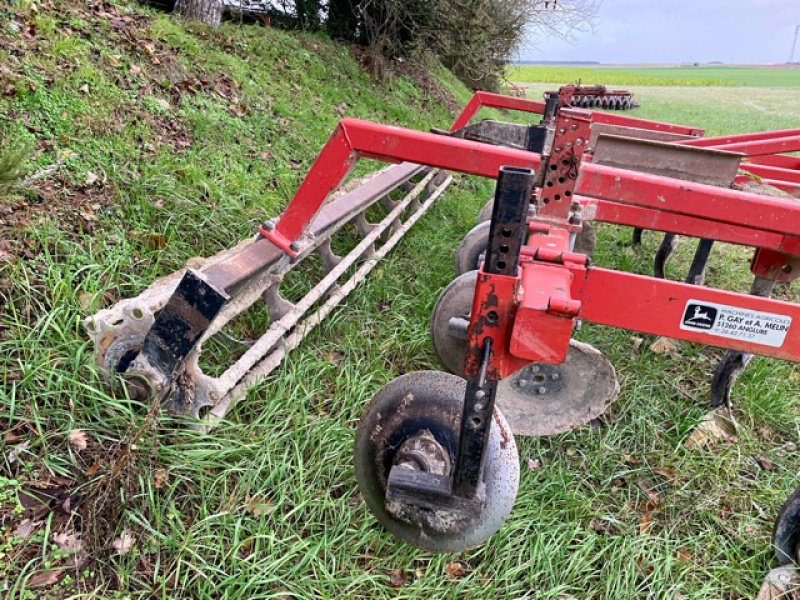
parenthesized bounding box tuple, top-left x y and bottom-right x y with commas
(430, 270, 619, 436)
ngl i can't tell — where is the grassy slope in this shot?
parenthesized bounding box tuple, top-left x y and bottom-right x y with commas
(1, 4, 799, 599)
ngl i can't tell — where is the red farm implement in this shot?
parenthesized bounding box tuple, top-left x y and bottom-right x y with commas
(86, 86, 800, 577)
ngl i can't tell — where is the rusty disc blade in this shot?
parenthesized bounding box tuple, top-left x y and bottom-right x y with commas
(496, 340, 618, 437)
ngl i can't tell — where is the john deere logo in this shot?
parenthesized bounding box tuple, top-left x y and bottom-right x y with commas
(682, 303, 717, 330)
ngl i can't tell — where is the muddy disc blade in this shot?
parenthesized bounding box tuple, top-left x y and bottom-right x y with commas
(497, 340, 619, 436)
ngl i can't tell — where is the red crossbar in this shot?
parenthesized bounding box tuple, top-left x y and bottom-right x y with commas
(742, 163, 800, 184)
(449, 91, 704, 136)
(265, 118, 542, 254)
(577, 162, 800, 237)
(710, 135, 800, 157)
(572, 265, 800, 362)
(682, 128, 800, 148)
(748, 155, 800, 170)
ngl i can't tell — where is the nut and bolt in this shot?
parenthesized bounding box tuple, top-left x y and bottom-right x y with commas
(262, 220, 275, 231)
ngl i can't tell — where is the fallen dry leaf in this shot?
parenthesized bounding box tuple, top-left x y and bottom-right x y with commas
(53, 531, 83, 554)
(85, 460, 101, 476)
(632, 336, 644, 352)
(639, 510, 655, 534)
(13, 519, 42, 539)
(636, 479, 663, 507)
(388, 569, 408, 588)
(7, 440, 30, 464)
(444, 560, 468, 579)
(78, 83, 89, 94)
(112, 530, 135, 555)
(526, 458, 541, 471)
(68, 429, 88, 452)
(649, 336, 679, 358)
(653, 467, 676, 480)
(129, 64, 141, 76)
(590, 518, 618, 536)
(144, 233, 167, 251)
(685, 408, 737, 450)
(28, 570, 62, 587)
(753, 454, 777, 471)
(85, 171, 99, 185)
(153, 468, 168, 489)
(245, 495, 274, 517)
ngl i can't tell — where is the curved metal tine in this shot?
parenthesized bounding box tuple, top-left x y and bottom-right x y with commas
(685, 239, 715, 285)
(709, 276, 775, 408)
(653, 233, 678, 278)
(317, 238, 342, 271)
(632, 227, 643, 246)
(380, 193, 400, 211)
(353, 211, 377, 237)
(262, 283, 295, 322)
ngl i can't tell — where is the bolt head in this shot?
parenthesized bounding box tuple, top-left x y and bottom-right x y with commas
(537, 386, 547, 395)
(289, 240, 301, 252)
(262, 220, 275, 231)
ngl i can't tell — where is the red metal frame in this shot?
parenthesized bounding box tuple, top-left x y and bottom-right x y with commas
(260, 118, 542, 255)
(449, 90, 705, 136)
(258, 98, 800, 370)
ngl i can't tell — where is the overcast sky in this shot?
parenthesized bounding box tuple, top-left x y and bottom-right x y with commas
(519, 0, 800, 64)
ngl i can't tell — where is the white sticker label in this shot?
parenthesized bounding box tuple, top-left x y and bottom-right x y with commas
(679, 299, 791, 347)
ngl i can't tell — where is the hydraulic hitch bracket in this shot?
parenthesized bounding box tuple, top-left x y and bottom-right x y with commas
(385, 166, 534, 511)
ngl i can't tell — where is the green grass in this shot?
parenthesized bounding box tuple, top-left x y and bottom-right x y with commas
(508, 65, 800, 87)
(1, 1, 799, 598)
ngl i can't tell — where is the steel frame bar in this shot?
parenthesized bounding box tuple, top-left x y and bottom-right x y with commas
(682, 128, 800, 148)
(576, 162, 800, 238)
(742, 163, 800, 184)
(449, 90, 704, 136)
(570, 265, 800, 362)
(263, 118, 542, 255)
(263, 118, 800, 264)
(705, 135, 800, 157)
(748, 155, 800, 170)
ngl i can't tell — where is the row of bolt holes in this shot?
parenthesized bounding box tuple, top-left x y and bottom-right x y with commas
(542, 161, 574, 204)
(469, 227, 516, 427)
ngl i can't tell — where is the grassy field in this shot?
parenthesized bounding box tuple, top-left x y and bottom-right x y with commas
(1, 2, 799, 598)
(507, 65, 800, 87)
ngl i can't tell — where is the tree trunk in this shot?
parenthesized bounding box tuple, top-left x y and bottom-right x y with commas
(175, 0, 223, 27)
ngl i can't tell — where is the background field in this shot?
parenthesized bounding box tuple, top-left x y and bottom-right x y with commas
(507, 64, 800, 87)
(1, 5, 799, 598)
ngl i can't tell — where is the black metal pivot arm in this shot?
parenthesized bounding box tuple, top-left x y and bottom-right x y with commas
(386, 166, 533, 512)
(452, 166, 533, 497)
(483, 166, 533, 276)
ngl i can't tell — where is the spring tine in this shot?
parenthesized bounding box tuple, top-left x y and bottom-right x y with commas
(685, 239, 714, 285)
(317, 238, 342, 271)
(653, 233, 678, 278)
(262, 284, 295, 322)
(709, 277, 775, 407)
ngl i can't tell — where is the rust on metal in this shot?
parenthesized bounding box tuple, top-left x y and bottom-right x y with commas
(592, 134, 743, 187)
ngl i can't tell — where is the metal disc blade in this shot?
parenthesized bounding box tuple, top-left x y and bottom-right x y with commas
(496, 340, 619, 436)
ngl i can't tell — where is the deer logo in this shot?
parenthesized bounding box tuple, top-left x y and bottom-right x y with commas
(682, 303, 718, 330)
